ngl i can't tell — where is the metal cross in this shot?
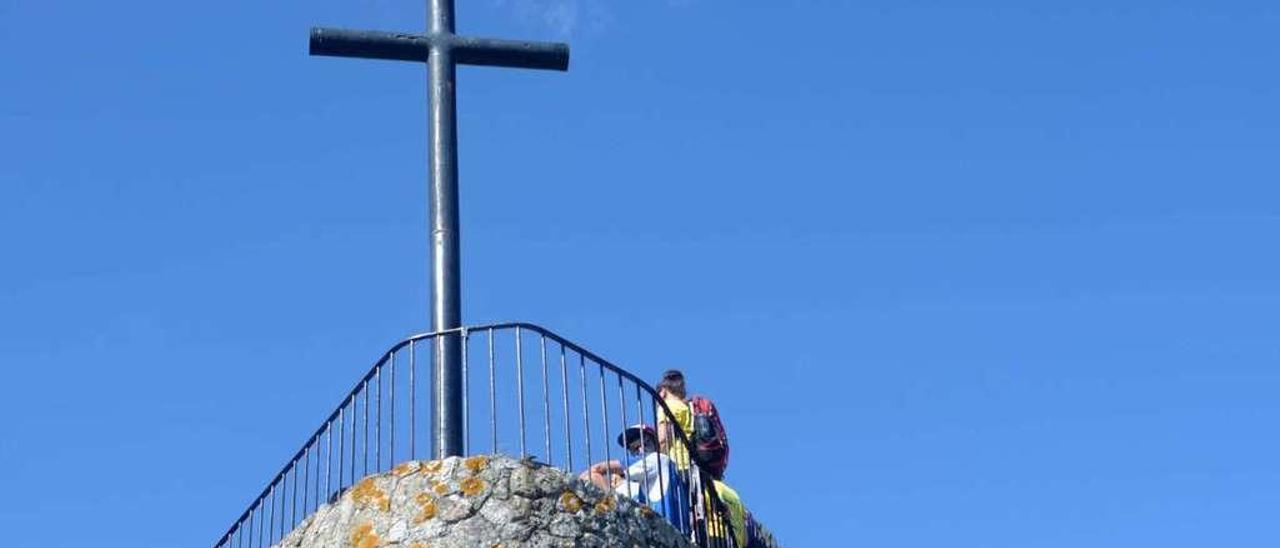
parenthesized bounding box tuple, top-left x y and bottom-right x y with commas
(310, 0, 569, 459)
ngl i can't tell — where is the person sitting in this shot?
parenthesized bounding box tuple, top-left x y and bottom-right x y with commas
(580, 424, 690, 532)
(706, 478, 747, 548)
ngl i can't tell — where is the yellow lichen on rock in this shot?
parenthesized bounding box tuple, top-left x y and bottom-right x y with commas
(351, 478, 390, 512)
(393, 461, 422, 477)
(593, 495, 616, 514)
(464, 455, 490, 474)
(558, 491, 583, 513)
(461, 477, 488, 497)
(414, 492, 438, 524)
(351, 522, 380, 548)
(432, 480, 450, 495)
(421, 459, 443, 474)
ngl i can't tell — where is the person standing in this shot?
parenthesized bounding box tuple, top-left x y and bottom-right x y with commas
(656, 369, 693, 470)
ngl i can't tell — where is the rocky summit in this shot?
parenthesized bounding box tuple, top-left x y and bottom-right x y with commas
(275, 454, 692, 548)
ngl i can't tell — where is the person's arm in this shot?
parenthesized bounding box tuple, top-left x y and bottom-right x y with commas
(581, 459, 628, 491)
(590, 459, 625, 475)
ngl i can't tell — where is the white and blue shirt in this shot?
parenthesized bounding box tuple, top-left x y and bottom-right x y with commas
(614, 451, 691, 532)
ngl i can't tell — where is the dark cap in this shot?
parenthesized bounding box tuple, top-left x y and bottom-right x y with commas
(660, 369, 684, 382)
(616, 424, 658, 448)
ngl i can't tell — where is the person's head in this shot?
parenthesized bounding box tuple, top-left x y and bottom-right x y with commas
(656, 369, 686, 399)
(617, 424, 658, 455)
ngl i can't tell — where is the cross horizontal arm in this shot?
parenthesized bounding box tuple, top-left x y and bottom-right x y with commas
(310, 27, 569, 71)
(451, 36, 568, 71)
(310, 28, 432, 62)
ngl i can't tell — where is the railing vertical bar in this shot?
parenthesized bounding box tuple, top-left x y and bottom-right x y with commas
(644, 390, 668, 523)
(559, 343, 572, 471)
(363, 381, 368, 476)
(598, 363, 612, 488)
(488, 327, 497, 454)
(253, 504, 259, 548)
(663, 401, 682, 534)
(578, 353, 591, 473)
(338, 407, 345, 491)
(325, 421, 333, 503)
(714, 480, 728, 548)
(315, 432, 322, 510)
(389, 351, 396, 464)
(276, 469, 284, 541)
(363, 380, 370, 477)
(461, 328, 469, 455)
(715, 478, 725, 548)
(515, 326, 526, 457)
(278, 472, 286, 540)
(615, 373, 630, 501)
(245, 504, 253, 548)
(701, 488, 711, 545)
(311, 443, 318, 515)
(634, 384, 649, 511)
(407, 340, 417, 460)
(255, 501, 262, 548)
(701, 494, 709, 548)
(540, 335, 551, 464)
(617, 373, 629, 450)
(290, 462, 297, 535)
(302, 446, 310, 518)
(720, 484, 731, 548)
(350, 393, 357, 486)
(375, 365, 382, 471)
(267, 484, 274, 547)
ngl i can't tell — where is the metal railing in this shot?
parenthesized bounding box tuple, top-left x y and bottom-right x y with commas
(214, 322, 774, 548)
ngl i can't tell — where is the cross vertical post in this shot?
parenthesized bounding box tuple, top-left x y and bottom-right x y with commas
(427, 0, 463, 462)
(310, 0, 569, 459)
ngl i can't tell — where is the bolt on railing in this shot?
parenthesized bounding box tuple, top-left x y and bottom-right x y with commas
(214, 322, 775, 548)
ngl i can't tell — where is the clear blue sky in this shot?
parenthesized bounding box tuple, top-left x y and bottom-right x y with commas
(3, 0, 1278, 546)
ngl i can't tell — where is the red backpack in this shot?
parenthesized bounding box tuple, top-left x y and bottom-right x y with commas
(687, 395, 730, 478)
